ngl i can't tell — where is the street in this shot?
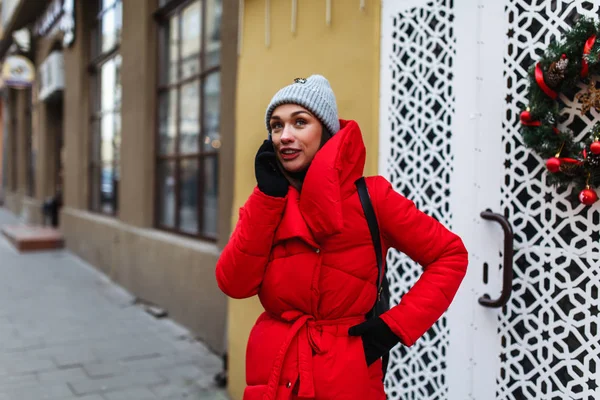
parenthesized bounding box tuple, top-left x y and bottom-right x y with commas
(0, 208, 228, 400)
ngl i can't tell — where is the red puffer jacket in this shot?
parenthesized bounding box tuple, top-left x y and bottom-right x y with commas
(216, 120, 468, 400)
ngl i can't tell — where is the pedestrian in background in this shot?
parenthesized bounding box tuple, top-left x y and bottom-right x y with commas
(216, 75, 468, 400)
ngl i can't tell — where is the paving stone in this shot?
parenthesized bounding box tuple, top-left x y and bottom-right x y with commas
(0, 383, 74, 400)
(7, 359, 55, 374)
(82, 362, 125, 378)
(36, 366, 89, 384)
(70, 371, 166, 395)
(103, 387, 158, 400)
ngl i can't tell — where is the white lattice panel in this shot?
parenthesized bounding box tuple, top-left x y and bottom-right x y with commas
(380, 1, 456, 399)
(500, 1, 600, 399)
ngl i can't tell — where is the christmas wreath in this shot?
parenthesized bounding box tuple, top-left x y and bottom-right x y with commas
(520, 18, 600, 206)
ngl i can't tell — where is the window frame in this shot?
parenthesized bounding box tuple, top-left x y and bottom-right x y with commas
(88, 0, 123, 215)
(10, 91, 17, 192)
(25, 90, 34, 198)
(154, 0, 221, 242)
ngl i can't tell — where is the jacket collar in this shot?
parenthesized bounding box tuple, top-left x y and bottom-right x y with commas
(273, 120, 366, 245)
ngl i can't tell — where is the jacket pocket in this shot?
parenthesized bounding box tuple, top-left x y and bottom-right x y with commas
(359, 337, 369, 369)
(312, 334, 371, 399)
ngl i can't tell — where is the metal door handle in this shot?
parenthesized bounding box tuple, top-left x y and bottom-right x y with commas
(479, 210, 514, 308)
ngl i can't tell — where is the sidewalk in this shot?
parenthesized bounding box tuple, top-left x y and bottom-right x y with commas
(0, 208, 229, 400)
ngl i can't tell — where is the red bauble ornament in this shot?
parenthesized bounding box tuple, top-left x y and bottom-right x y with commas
(590, 141, 600, 155)
(579, 188, 598, 205)
(520, 110, 532, 124)
(546, 157, 561, 173)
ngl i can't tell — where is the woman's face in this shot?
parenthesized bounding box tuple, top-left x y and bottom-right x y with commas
(269, 104, 323, 173)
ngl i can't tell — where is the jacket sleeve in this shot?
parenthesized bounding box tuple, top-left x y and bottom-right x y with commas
(372, 176, 468, 347)
(215, 187, 286, 299)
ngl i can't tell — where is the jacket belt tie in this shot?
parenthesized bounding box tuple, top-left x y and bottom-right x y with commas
(262, 314, 365, 400)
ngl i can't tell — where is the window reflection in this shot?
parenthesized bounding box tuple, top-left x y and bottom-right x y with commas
(203, 72, 220, 151)
(179, 159, 199, 234)
(158, 90, 177, 154)
(205, 0, 222, 69)
(179, 80, 200, 154)
(181, 2, 201, 79)
(158, 161, 176, 228)
(101, 0, 122, 53)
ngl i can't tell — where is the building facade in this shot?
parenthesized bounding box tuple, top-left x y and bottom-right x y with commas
(0, 0, 238, 354)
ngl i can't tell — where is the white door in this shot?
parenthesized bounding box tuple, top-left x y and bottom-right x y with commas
(379, 1, 600, 399)
(379, 0, 470, 398)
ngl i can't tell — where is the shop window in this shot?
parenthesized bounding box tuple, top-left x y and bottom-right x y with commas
(89, 0, 122, 215)
(155, 0, 222, 240)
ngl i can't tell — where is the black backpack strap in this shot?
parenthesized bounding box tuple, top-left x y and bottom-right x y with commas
(355, 177, 384, 298)
(356, 177, 391, 382)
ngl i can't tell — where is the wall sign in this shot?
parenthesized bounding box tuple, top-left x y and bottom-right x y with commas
(34, 0, 75, 47)
(2, 55, 35, 89)
(38, 51, 65, 101)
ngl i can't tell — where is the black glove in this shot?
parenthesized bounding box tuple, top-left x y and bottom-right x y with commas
(254, 140, 289, 198)
(348, 317, 400, 366)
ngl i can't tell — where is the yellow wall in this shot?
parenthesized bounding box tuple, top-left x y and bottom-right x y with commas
(229, 1, 381, 398)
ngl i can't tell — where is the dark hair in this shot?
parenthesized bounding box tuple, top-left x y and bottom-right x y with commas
(320, 124, 333, 148)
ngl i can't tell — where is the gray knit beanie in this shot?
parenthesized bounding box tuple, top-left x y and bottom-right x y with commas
(265, 75, 340, 135)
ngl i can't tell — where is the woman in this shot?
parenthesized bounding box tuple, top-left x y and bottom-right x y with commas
(216, 75, 468, 400)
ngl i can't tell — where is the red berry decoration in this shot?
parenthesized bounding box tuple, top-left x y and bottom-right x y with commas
(546, 157, 561, 173)
(520, 110, 532, 124)
(590, 141, 600, 155)
(579, 187, 598, 205)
